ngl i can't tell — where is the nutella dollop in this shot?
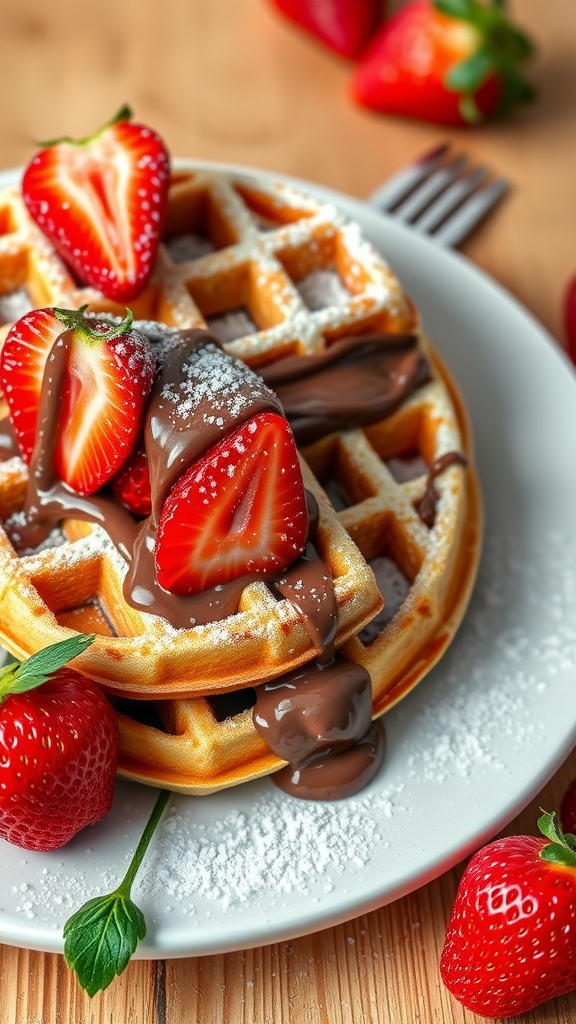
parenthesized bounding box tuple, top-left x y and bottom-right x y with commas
(261, 332, 430, 446)
(253, 656, 385, 799)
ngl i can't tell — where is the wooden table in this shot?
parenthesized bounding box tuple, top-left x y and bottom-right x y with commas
(0, 0, 575, 1020)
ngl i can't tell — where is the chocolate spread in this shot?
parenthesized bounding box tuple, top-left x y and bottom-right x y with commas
(260, 332, 430, 445)
(0, 319, 460, 800)
(253, 658, 385, 799)
(415, 452, 468, 528)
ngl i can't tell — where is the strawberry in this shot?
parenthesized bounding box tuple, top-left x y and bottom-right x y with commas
(440, 811, 576, 1018)
(22, 106, 170, 301)
(351, 0, 535, 127)
(0, 635, 118, 852)
(564, 274, 576, 367)
(0, 307, 63, 463)
(0, 305, 156, 495)
(112, 444, 152, 517)
(155, 411, 308, 595)
(561, 778, 576, 836)
(267, 0, 382, 59)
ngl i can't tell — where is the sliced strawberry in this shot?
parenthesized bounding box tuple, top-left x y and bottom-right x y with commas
(112, 444, 152, 516)
(351, 0, 535, 127)
(22, 106, 170, 301)
(0, 307, 64, 462)
(155, 411, 308, 595)
(268, 0, 381, 59)
(50, 308, 156, 495)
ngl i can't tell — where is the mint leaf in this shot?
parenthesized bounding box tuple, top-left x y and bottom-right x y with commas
(63, 789, 171, 995)
(63, 891, 145, 997)
(0, 634, 95, 700)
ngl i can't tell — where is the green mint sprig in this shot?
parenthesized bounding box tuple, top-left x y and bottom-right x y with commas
(0, 635, 95, 702)
(64, 788, 171, 996)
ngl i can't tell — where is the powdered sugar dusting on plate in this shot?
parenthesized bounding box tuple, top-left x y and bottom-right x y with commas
(397, 531, 576, 783)
(2, 531, 575, 927)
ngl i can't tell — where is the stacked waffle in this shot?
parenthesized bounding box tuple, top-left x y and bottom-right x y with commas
(0, 165, 481, 795)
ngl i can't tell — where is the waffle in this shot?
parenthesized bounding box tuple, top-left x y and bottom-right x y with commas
(0, 166, 482, 794)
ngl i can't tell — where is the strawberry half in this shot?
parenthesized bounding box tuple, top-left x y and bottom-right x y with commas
(22, 106, 170, 301)
(351, 0, 535, 127)
(155, 411, 308, 595)
(268, 0, 381, 59)
(0, 305, 156, 494)
(51, 308, 156, 494)
(0, 307, 64, 462)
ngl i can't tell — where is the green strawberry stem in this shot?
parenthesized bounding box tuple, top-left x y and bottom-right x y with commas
(434, 0, 536, 123)
(37, 106, 133, 149)
(0, 634, 95, 703)
(538, 810, 576, 867)
(52, 305, 134, 343)
(63, 788, 171, 996)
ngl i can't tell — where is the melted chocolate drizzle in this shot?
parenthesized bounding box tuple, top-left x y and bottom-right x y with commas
(415, 452, 468, 528)
(0, 322, 462, 799)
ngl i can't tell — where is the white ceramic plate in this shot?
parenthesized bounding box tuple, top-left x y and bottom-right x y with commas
(1, 165, 576, 958)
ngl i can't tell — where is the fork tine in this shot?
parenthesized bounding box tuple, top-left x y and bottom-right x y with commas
(367, 142, 451, 211)
(369, 144, 509, 248)
(432, 178, 510, 248)
(413, 165, 491, 235)
(390, 154, 472, 224)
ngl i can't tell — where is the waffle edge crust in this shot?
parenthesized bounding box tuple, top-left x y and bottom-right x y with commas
(0, 168, 482, 794)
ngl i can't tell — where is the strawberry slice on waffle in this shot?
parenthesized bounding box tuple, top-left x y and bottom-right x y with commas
(155, 410, 309, 595)
(22, 106, 170, 301)
(0, 306, 156, 495)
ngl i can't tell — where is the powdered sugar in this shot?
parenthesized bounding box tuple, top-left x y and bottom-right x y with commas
(2, 528, 575, 936)
(296, 270, 350, 311)
(160, 341, 272, 426)
(136, 786, 399, 913)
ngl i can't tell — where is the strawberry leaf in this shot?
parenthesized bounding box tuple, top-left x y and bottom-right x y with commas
(64, 789, 171, 996)
(0, 634, 95, 700)
(538, 810, 576, 867)
(447, 51, 494, 93)
(52, 306, 134, 343)
(63, 891, 146, 997)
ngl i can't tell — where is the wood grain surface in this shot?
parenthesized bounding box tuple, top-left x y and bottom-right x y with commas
(0, 0, 575, 1021)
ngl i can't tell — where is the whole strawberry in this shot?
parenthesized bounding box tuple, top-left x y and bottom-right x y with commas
(440, 812, 576, 1018)
(268, 0, 381, 59)
(0, 636, 118, 852)
(22, 106, 170, 301)
(351, 0, 535, 127)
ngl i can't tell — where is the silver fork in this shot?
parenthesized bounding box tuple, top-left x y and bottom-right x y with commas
(368, 143, 509, 248)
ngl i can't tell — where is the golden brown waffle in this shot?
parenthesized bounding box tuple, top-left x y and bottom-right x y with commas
(1, 169, 416, 349)
(115, 349, 481, 795)
(0, 458, 381, 697)
(0, 166, 481, 795)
